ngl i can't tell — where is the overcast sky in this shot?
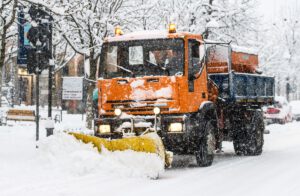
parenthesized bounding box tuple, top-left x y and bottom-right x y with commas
(258, 0, 299, 22)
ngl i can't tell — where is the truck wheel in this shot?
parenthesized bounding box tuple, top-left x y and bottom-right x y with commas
(233, 111, 264, 156)
(195, 121, 216, 167)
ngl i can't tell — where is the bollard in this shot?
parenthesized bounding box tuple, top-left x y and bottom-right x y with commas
(45, 117, 55, 137)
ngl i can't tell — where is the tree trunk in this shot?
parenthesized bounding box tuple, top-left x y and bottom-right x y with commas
(85, 85, 94, 129)
(0, 0, 17, 107)
(0, 28, 7, 107)
(85, 51, 98, 129)
(203, 0, 214, 39)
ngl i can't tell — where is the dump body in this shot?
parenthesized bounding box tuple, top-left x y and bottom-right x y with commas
(206, 42, 274, 105)
(207, 44, 259, 74)
(209, 73, 274, 104)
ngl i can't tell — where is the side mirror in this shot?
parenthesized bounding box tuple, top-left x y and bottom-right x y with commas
(199, 45, 205, 63)
(164, 59, 169, 66)
(188, 74, 196, 81)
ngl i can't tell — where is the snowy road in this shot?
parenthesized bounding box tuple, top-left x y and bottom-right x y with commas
(0, 116, 300, 196)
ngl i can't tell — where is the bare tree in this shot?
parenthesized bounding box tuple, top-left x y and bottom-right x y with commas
(0, 0, 18, 106)
(52, 0, 125, 128)
(259, 7, 300, 98)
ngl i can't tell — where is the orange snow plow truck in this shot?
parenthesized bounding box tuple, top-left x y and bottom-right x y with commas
(90, 25, 274, 167)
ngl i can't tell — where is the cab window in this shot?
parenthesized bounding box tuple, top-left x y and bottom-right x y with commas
(188, 40, 202, 78)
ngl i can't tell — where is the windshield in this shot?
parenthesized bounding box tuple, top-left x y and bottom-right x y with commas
(99, 39, 184, 78)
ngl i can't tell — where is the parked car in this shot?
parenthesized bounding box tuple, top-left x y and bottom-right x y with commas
(290, 100, 300, 121)
(264, 96, 292, 124)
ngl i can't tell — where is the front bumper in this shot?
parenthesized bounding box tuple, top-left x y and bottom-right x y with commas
(95, 114, 201, 154)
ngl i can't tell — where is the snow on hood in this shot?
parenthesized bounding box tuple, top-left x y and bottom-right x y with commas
(38, 133, 164, 179)
(130, 79, 145, 88)
(131, 86, 173, 101)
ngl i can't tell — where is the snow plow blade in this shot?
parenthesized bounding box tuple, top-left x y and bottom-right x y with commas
(69, 132, 173, 167)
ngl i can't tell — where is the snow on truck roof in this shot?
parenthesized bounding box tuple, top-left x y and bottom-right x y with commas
(231, 45, 258, 55)
(105, 30, 258, 55)
(204, 39, 258, 55)
(105, 30, 196, 42)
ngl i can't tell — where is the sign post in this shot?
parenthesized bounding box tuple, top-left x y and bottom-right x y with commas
(35, 68, 40, 148)
(46, 60, 55, 136)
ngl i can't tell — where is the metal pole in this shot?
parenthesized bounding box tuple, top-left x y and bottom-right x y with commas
(227, 44, 233, 98)
(46, 64, 54, 137)
(286, 77, 290, 102)
(36, 72, 39, 148)
(48, 65, 52, 118)
(60, 88, 63, 122)
(46, 13, 54, 136)
(155, 114, 157, 132)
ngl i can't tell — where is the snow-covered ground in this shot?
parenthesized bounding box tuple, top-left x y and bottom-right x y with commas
(1, 112, 300, 196)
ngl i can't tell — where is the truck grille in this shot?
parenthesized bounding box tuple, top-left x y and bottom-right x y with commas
(105, 99, 172, 113)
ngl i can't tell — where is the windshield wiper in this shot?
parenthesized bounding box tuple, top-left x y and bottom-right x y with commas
(145, 59, 170, 76)
(145, 60, 168, 71)
(110, 64, 135, 76)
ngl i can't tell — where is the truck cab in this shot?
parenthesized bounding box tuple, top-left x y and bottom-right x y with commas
(98, 29, 210, 116)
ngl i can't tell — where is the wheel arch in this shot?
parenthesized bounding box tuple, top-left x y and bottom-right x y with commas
(198, 101, 218, 129)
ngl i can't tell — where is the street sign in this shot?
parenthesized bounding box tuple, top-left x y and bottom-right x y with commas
(62, 77, 83, 100)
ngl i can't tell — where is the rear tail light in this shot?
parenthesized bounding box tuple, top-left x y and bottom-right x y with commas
(267, 108, 280, 114)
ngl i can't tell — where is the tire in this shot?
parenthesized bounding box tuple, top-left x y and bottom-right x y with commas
(195, 120, 217, 167)
(233, 111, 264, 156)
(279, 118, 286, 125)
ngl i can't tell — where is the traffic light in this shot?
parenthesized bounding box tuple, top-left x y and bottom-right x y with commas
(28, 5, 50, 20)
(26, 5, 52, 74)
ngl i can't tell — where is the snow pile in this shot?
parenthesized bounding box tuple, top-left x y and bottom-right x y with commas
(290, 100, 300, 115)
(52, 113, 94, 135)
(38, 133, 164, 179)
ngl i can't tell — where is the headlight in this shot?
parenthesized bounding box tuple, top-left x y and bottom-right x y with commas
(114, 108, 122, 116)
(153, 107, 160, 115)
(99, 125, 111, 134)
(168, 123, 183, 132)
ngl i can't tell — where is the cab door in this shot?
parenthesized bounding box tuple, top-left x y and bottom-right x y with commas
(186, 39, 208, 111)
